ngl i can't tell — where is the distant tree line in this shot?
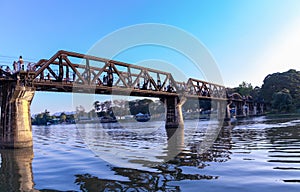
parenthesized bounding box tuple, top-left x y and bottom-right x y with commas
(32, 110, 77, 125)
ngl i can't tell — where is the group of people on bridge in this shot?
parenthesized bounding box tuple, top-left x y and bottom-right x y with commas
(0, 56, 36, 76)
(132, 78, 211, 97)
(100, 65, 114, 87)
(133, 78, 176, 93)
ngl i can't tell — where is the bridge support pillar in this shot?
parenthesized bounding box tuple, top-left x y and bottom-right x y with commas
(225, 100, 232, 121)
(0, 82, 35, 148)
(165, 97, 186, 128)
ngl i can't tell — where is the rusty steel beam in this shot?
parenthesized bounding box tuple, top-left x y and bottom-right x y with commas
(34, 50, 64, 79)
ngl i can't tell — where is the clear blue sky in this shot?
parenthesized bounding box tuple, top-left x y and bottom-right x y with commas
(1, 0, 300, 114)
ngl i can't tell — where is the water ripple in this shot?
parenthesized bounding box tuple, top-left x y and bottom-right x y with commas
(18, 116, 299, 191)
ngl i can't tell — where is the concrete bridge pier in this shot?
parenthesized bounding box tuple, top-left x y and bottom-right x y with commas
(0, 82, 35, 149)
(216, 100, 227, 120)
(225, 100, 232, 120)
(164, 96, 186, 128)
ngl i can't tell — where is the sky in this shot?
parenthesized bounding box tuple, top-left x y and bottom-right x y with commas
(1, 0, 300, 114)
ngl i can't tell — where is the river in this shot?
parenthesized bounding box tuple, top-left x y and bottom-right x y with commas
(0, 115, 299, 191)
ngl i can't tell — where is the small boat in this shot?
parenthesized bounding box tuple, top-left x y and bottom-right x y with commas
(135, 113, 151, 122)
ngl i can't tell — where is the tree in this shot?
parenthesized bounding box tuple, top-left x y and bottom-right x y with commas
(236, 81, 253, 96)
(226, 82, 262, 102)
(250, 86, 262, 101)
(60, 112, 67, 122)
(36, 113, 45, 125)
(68, 114, 77, 122)
(261, 69, 300, 109)
(32, 110, 52, 125)
(271, 89, 294, 113)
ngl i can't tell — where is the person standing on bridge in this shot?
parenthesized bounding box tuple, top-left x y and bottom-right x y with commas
(18, 56, 24, 71)
(12, 61, 18, 73)
(157, 79, 161, 90)
(103, 75, 107, 86)
(27, 62, 32, 71)
(73, 72, 76, 81)
(107, 65, 113, 87)
(5, 66, 11, 74)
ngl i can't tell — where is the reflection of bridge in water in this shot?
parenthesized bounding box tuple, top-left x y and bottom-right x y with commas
(0, 125, 233, 191)
(0, 50, 264, 148)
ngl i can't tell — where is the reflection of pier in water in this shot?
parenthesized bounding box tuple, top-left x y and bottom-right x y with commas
(0, 148, 36, 191)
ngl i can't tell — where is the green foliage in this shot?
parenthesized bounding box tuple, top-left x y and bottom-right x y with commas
(60, 112, 67, 122)
(250, 86, 261, 101)
(271, 89, 294, 113)
(226, 82, 263, 102)
(32, 110, 77, 125)
(32, 110, 51, 125)
(236, 81, 253, 96)
(261, 69, 300, 109)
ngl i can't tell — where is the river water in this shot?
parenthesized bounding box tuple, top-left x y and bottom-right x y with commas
(0, 115, 300, 191)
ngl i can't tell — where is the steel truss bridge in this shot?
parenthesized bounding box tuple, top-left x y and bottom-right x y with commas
(0, 50, 264, 149)
(0, 50, 227, 100)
